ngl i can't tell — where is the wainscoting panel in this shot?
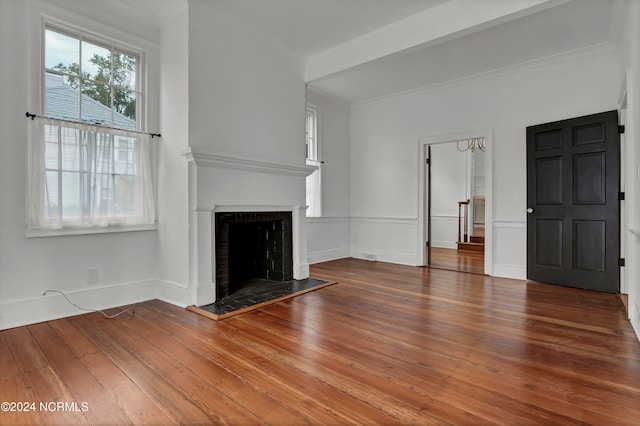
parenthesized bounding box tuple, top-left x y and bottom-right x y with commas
(493, 220, 527, 279)
(307, 217, 351, 264)
(350, 217, 418, 265)
(431, 215, 458, 249)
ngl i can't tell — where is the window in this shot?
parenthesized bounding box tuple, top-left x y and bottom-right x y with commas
(44, 26, 140, 129)
(26, 23, 154, 233)
(305, 107, 321, 217)
(306, 108, 318, 162)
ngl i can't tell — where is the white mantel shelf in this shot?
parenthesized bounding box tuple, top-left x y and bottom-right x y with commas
(182, 148, 316, 177)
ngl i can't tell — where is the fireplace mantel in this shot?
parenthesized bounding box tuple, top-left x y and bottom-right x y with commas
(182, 148, 316, 177)
(182, 148, 311, 307)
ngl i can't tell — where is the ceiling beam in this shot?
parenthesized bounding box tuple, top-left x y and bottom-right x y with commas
(305, 0, 569, 83)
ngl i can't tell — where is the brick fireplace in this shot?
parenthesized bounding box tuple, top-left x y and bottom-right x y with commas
(215, 211, 293, 299)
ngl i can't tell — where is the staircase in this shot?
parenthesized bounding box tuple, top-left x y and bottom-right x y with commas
(456, 199, 485, 253)
(457, 233, 484, 253)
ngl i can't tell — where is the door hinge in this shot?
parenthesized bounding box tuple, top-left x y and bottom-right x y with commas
(619, 125, 625, 134)
(619, 258, 626, 267)
(426, 158, 430, 165)
(619, 192, 626, 201)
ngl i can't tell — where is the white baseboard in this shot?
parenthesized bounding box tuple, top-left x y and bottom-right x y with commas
(157, 280, 190, 307)
(492, 264, 526, 280)
(0, 279, 191, 331)
(351, 248, 417, 266)
(308, 247, 350, 264)
(431, 241, 457, 249)
(631, 301, 640, 342)
(0, 280, 163, 331)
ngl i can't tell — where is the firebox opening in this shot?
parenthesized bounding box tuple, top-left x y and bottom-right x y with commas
(215, 211, 293, 300)
(229, 220, 285, 293)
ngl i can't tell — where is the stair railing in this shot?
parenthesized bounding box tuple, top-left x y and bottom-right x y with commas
(458, 199, 471, 244)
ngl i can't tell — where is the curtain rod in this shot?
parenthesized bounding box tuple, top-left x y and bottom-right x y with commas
(25, 112, 161, 139)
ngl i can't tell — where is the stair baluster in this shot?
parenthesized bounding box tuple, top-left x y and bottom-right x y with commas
(458, 199, 470, 244)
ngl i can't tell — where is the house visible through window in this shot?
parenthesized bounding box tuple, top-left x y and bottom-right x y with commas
(27, 24, 154, 233)
(306, 107, 321, 217)
(44, 27, 140, 129)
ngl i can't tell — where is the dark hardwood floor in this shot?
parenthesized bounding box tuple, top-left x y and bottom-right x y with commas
(1, 258, 639, 425)
(430, 246, 485, 275)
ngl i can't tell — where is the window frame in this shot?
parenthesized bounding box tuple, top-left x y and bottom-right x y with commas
(306, 107, 318, 162)
(26, 11, 156, 238)
(305, 105, 322, 218)
(42, 23, 144, 131)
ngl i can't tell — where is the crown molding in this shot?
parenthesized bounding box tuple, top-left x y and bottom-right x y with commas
(352, 41, 617, 108)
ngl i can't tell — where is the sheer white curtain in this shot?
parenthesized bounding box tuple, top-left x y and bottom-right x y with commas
(27, 117, 155, 229)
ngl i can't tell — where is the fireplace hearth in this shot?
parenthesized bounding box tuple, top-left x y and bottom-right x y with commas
(215, 211, 293, 299)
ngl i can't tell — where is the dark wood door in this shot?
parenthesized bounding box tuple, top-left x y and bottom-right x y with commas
(526, 110, 620, 293)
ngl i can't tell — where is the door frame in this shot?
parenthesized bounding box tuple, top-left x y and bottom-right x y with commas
(417, 129, 494, 275)
(618, 79, 628, 295)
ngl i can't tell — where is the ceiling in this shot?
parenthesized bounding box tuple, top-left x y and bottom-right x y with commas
(215, 0, 448, 56)
(309, 0, 621, 103)
(103, 0, 186, 28)
(68, 0, 624, 103)
(216, 0, 625, 103)
(67, 0, 446, 56)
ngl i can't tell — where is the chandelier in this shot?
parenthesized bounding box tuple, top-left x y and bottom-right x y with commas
(456, 138, 485, 152)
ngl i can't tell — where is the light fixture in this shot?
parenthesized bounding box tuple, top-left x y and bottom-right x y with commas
(456, 138, 485, 152)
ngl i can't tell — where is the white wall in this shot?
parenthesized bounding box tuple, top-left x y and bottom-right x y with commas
(184, 1, 311, 304)
(306, 88, 351, 264)
(187, 0, 305, 166)
(0, 0, 162, 330)
(349, 48, 621, 274)
(156, 5, 190, 304)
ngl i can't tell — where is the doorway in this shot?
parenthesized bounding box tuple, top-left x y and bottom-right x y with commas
(418, 130, 493, 275)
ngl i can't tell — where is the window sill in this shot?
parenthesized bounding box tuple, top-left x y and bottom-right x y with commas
(25, 223, 157, 238)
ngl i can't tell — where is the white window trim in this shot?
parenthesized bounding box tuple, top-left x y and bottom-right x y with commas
(306, 106, 319, 161)
(306, 105, 322, 217)
(25, 223, 157, 239)
(43, 23, 144, 130)
(26, 1, 157, 237)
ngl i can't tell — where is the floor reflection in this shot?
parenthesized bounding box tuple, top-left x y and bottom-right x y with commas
(430, 247, 484, 275)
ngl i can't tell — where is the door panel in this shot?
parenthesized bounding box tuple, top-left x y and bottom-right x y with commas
(536, 157, 562, 204)
(573, 152, 605, 204)
(534, 129, 563, 150)
(573, 220, 605, 272)
(535, 219, 563, 267)
(526, 110, 619, 293)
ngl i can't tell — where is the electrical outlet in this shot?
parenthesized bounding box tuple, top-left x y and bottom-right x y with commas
(88, 268, 99, 283)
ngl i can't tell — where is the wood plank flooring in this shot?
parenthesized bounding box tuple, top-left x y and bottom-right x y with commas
(430, 246, 485, 275)
(1, 258, 639, 425)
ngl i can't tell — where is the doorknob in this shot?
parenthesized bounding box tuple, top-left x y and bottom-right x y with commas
(527, 207, 534, 214)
